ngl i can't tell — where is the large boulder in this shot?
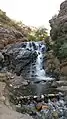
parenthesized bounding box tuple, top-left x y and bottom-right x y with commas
(2, 43, 37, 77)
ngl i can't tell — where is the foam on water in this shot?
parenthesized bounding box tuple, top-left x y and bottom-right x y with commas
(26, 41, 53, 81)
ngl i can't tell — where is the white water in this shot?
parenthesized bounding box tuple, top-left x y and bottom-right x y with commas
(26, 41, 54, 81)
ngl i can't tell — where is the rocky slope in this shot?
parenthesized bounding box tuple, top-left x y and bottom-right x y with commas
(48, 0, 67, 78)
(0, 10, 37, 76)
(0, 9, 29, 50)
(0, 74, 33, 119)
(0, 26, 27, 49)
(0, 10, 34, 119)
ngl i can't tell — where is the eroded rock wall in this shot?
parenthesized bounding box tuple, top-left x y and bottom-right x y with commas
(48, 0, 67, 77)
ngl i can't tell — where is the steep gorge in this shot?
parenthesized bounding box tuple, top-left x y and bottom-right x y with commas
(0, 1, 67, 119)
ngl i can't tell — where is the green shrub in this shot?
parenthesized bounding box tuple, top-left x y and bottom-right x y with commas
(58, 43, 67, 59)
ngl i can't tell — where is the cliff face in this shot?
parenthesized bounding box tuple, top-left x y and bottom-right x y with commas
(0, 10, 38, 76)
(49, 0, 67, 77)
(0, 10, 28, 50)
(50, 1, 67, 41)
(0, 26, 28, 49)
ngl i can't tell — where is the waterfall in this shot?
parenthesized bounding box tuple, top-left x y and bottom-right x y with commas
(26, 41, 53, 81)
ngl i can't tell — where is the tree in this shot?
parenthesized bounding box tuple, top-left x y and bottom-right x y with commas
(35, 27, 48, 41)
(27, 27, 48, 41)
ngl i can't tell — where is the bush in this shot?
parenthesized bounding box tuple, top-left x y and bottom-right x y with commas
(27, 27, 48, 41)
(58, 43, 67, 59)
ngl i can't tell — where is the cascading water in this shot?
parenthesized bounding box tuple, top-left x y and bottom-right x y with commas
(8, 41, 67, 119)
(26, 41, 53, 81)
(35, 43, 46, 79)
(21, 41, 54, 96)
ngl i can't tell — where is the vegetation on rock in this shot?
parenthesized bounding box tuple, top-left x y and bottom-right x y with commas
(0, 9, 48, 47)
(48, 0, 67, 77)
(49, 0, 67, 61)
(27, 27, 48, 41)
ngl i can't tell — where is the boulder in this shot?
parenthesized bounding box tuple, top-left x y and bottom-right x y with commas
(0, 52, 4, 62)
(45, 50, 60, 77)
(52, 111, 59, 119)
(0, 72, 12, 82)
(0, 52, 4, 70)
(60, 65, 67, 76)
(57, 86, 67, 92)
(2, 43, 37, 76)
(60, 62, 67, 76)
(35, 103, 42, 111)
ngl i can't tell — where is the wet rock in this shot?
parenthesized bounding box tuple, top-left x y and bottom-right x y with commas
(0, 52, 4, 61)
(56, 81, 67, 86)
(59, 76, 67, 81)
(0, 52, 4, 70)
(0, 72, 10, 82)
(64, 95, 67, 103)
(51, 81, 57, 88)
(0, 96, 5, 102)
(45, 50, 60, 78)
(0, 82, 6, 103)
(35, 103, 42, 111)
(32, 42, 37, 50)
(57, 86, 67, 92)
(2, 43, 37, 76)
(52, 111, 59, 119)
(8, 74, 29, 89)
(42, 105, 49, 110)
(60, 62, 67, 76)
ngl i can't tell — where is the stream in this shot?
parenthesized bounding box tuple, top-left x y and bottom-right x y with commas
(8, 41, 67, 119)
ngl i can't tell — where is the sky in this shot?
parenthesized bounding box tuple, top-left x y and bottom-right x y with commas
(0, 0, 64, 32)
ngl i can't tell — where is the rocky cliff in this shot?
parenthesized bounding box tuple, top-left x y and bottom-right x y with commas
(0, 10, 36, 76)
(49, 0, 67, 77)
(0, 10, 34, 119)
(0, 9, 29, 50)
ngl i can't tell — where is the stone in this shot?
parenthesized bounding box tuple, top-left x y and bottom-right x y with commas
(0, 52, 4, 61)
(60, 64, 67, 76)
(9, 74, 29, 89)
(59, 76, 67, 80)
(52, 111, 59, 119)
(0, 73, 8, 82)
(56, 81, 67, 86)
(42, 105, 49, 110)
(2, 43, 37, 77)
(57, 86, 67, 92)
(51, 81, 57, 88)
(35, 103, 42, 111)
(0, 72, 12, 82)
(0, 96, 5, 102)
(45, 51, 60, 77)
